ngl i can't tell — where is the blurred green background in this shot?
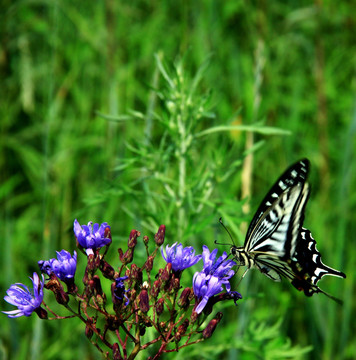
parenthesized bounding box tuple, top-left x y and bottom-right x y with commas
(1, 1, 355, 359)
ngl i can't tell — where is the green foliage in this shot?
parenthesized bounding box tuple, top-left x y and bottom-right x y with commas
(1, 1, 355, 359)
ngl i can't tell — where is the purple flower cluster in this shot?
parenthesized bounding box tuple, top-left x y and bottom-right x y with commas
(38, 250, 77, 283)
(161, 242, 202, 272)
(193, 246, 239, 314)
(161, 242, 241, 314)
(3, 273, 44, 318)
(73, 219, 111, 255)
(3, 217, 242, 359)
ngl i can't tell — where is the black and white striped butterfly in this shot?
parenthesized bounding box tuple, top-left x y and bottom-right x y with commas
(229, 159, 346, 303)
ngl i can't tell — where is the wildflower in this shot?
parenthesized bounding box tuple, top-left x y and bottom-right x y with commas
(3, 273, 45, 318)
(161, 242, 202, 272)
(113, 276, 129, 306)
(38, 250, 77, 283)
(192, 246, 237, 314)
(73, 219, 111, 255)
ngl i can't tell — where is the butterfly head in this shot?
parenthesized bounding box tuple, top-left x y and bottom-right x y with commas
(230, 246, 250, 267)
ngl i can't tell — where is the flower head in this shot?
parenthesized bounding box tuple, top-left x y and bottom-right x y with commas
(3, 273, 44, 318)
(193, 246, 237, 314)
(161, 242, 202, 272)
(38, 250, 77, 283)
(74, 219, 111, 255)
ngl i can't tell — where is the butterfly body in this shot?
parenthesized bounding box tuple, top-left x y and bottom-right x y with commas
(231, 159, 346, 302)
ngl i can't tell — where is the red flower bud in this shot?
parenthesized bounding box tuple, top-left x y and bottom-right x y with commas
(172, 276, 180, 291)
(139, 289, 150, 313)
(155, 297, 164, 315)
(104, 226, 112, 241)
(122, 249, 134, 264)
(143, 235, 149, 245)
(128, 229, 140, 249)
(161, 263, 172, 282)
(202, 312, 223, 339)
(34, 307, 48, 319)
(178, 287, 192, 308)
(145, 255, 154, 272)
(190, 310, 199, 323)
(151, 279, 161, 298)
(44, 274, 69, 305)
(154, 225, 166, 246)
(177, 319, 189, 335)
(92, 275, 103, 295)
(130, 263, 142, 287)
(100, 259, 116, 279)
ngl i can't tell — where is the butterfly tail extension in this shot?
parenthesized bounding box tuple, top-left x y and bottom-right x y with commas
(291, 278, 344, 305)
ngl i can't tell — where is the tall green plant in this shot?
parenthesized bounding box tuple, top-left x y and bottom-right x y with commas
(95, 54, 289, 244)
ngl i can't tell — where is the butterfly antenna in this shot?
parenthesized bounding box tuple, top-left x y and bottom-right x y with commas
(218, 217, 236, 246)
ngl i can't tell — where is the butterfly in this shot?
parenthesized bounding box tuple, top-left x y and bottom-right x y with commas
(229, 159, 346, 303)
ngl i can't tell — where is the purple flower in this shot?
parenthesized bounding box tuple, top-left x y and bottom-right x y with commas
(38, 250, 77, 283)
(161, 242, 202, 272)
(73, 219, 111, 254)
(193, 246, 237, 314)
(113, 276, 129, 306)
(3, 273, 44, 318)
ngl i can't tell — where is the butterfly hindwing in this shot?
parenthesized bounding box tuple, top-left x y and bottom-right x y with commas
(290, 228, 346, 296)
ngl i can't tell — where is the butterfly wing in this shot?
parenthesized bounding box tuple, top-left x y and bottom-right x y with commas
(290, 228, 346, 296)
(245, 159, 309, 243)
(245, 182, 310, 260)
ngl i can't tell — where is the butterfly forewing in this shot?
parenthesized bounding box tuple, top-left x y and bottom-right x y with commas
(246, 182, 309, 259)
(246, 159, 309, 241)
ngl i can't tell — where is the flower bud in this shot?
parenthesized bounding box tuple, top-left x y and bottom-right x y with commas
(96, 294, 106, 310)
(104, 226, 112, 241)
(145, 256, 154, 272)
(128, 229, 140, 249)
(93, 275, 102, 293)
(155, 298, 164, 315)
(154, 225, 166, 246)
(130, 263, 142, 287)
(190, 310, 199, 324)
(34, 307, 48, 320)
(178, 287, 192, 308)
(44, 274, 69, 305)
(86, 253, 100, 272)
(172, 276, 180, 291)
(161, 263, 172, 283)
(151, 279, 161, 298)
(120, 249, 134, 265)
(202, 312, 223, 339)
(112, 343, 122, 360)
(139, 289, 149, 313)
(143, 235, 149, 245)
(100, 259, 116, 280)
(176, 319, 189, 341)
